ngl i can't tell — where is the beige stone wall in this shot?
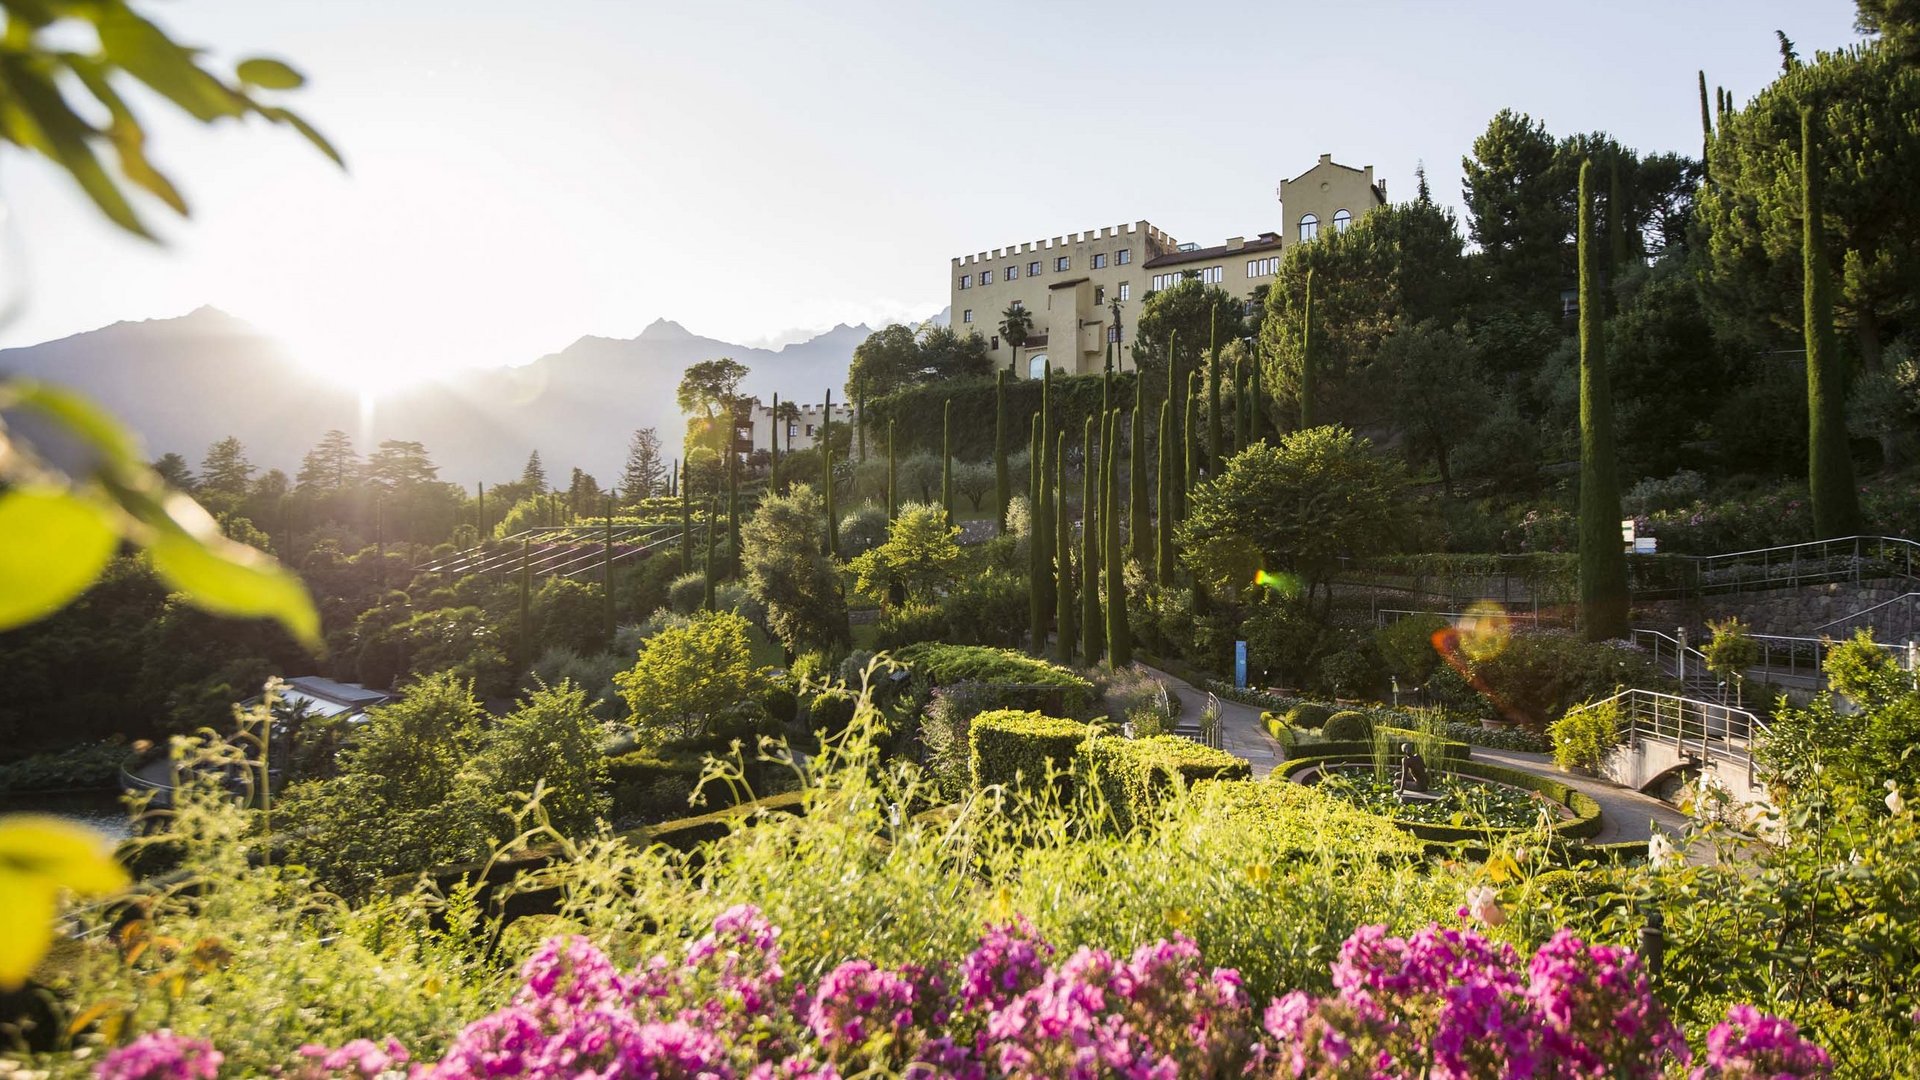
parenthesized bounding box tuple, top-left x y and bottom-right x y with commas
(746, 402, 854, 454)
(1278, 154, 1387, 246)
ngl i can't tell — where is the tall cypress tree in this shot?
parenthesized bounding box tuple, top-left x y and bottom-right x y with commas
(823, 388, 838, 559)
(1802, 108, 1861, 538)
(1028, 416, 1045, 655)
(703, 496, 718, 612)
(727, 449, 740, 573)
(1129, 383, 1149, 567)
(941, 398, 955, 527)
(1233, 356, 1252, 450)
(679, 473, 692, 573)
(1054, 428, 1074, 665)
(855, 386, 866, 463)
(1183, 372, 1199, 501)
(769, 394, 780, 490)
(1576, 158, 1630, 641)
(1165, 334, 1185, 525)
(1207, 304, 1223, 475)
(1249, 347, 1266, 443)
(1698, 70, 1713, 182)
(519, 538, 532, 670)
(994, 368, 1010, 532)
(1104, 409, 1130, 666)
(1299, 268, 1318, 429)
(1081, 414, 1103, 662)
(1036, 408, 1054, 623)
(602, 495, 615, 644)
(1156, 399, 1175, 583)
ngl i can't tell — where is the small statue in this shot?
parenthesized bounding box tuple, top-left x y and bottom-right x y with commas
(1397, 742, 1430, 794)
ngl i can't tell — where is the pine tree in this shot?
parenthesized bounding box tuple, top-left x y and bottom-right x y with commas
(1156, 399, 1175, 583)
(296, 429, 358, 491)
(522, 450, 548, 494)
(1028, 417, 1046, 655)
(1299, 269, 1318, 429)
(620, 428, 666, 502)
(1802, 107, 1862, 538)
(1054, 428, 1074, 665)
(1207, 306, 1224, 476)
(941, 398, 955, 527)
(887, 419, 898, 520)
(1104, 409, 1130, 667)
(199, 436, 255, 498)
(1081, 414, 1104, 662)
(823, 389, 838, 559)
(1129, 382, 1149, 567)
(1576, 158, 1630, 641)
(994, 368, 1011, 533)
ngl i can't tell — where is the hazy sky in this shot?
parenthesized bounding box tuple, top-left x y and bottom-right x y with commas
(0, 0, 1865, 388)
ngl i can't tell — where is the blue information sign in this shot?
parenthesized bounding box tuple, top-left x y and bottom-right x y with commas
(1234, 640, 1248, 689)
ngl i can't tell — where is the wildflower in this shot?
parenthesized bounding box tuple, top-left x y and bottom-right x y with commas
(1887, 780, 1907, 817)
(95, 1031, 222, 1080)
(1463, 885, 1506, 927)
(1647, 832, 1675, 870)
(1691, 1003, 1831, 1078)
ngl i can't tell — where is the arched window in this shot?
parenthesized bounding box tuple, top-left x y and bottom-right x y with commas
(1333, 209, 1353, 234)
(1298, 214, 1319, 242)
(1028, 354, 1049, 380)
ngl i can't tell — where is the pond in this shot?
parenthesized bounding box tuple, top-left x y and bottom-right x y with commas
(0, 791, 136, 841)
(1311, 765, 1568, 830)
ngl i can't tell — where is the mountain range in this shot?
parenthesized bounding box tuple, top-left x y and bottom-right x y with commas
(0, 307, 933, 485)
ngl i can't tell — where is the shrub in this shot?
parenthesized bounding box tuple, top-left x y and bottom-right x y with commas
(871, 601, 948, 651)
(892, 643, 1094, 713)
(1261, 712, 1298, 749)
(1549, 698, 1622, 772)
(613, 610, 766, 746)
(1285, 702, 1333, 730)
(1459, 629, 1662, 727)
(759, 679, 799, 725)
(836, 504, 889, 558)
(1702, 616, 1762, 681)
(808, 688, 859, 734)
(1323, 710, 1374, 741)
(1374, 614, 1449, 686)
(968, 709, 1087, 792)
(667, 571, 708, 615)
(1319, 644, 1382, 698)
(606, 748, 707, 821)
(937, 569, 1028, 647)
(1078, 735, 1252, 831)
(0, 739, 127, 793)
(1193, 778, 1423, 857)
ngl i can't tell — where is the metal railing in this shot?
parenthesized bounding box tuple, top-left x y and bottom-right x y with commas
(1576, 688, 1770, 789)
(1373, 608, 1551, 629)
(1810, 592, 1920, 641)
(1682, 535, 1920, 596)
(417, 522, 688, 579)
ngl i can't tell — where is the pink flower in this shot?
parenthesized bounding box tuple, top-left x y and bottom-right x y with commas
(96, 1031, 222, 1080)
(1691, 1004, 1831, 1079)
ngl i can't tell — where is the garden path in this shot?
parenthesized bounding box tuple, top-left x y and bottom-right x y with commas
(1138, 663, 1693, 848)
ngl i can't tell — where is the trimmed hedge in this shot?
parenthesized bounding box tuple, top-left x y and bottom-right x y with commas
(893, 643, 1095, 714)
(968, 709, 1089, 792)
(1079, 735, 1251, 832)
(1189, 779, 1424, 858)
(1274, 754, 1603, 844)
(606, 750, 707, 821)
(1322, 710, 1373, 741)
(1260, 712, 1298, 748)
(1285, 702, 1333, 730)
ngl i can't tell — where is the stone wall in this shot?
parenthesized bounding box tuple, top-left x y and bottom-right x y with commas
(1634, 579, 1916, 640)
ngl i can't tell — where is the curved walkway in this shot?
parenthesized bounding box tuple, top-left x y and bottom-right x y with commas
(1138, 663, 1689, 846)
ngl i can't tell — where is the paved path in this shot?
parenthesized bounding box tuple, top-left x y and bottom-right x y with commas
(1137, 663, 1689, 846)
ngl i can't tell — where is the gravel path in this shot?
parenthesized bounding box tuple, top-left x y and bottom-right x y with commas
(1137, 663, 1691, 846)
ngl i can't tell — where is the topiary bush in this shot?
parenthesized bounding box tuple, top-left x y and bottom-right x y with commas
(968, 709, 1088, 793)
(1322, 710, 1374, 742)
(892, 643, 1094, 714)
(605, 749, 707, 823)
(1078, 735, 1252, 832)
(1285, 702, 1332, 730)
(667, 571, 708, 615)
(807, 688, 859, 735)
(759, 679, 799, 725)
(871, 601, 948, 652)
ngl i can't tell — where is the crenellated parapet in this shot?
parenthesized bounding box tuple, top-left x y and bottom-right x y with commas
(951, 220, 1173, 267)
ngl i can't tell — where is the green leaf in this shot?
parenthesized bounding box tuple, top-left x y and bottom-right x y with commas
(257, 105, 344, 168)
(4, 380, 148, 474)
(235, 57, 304, 90)
(67, 54, 189, 216)
(95, 6, 242, 124)
(0, 487, 119, 633)
(0, 814, 129, 990)
(146, 503, 321, 650)
(0, 53, 151, 238)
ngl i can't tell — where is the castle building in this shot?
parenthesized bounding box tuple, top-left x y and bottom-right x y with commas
(949, 155, 1387, 378)
(744, 400, 856, 453)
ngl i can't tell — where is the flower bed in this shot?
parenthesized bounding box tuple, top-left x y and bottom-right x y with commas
(1278, 754, 1604, 843)
(1313, 766, 1563, 830)
(226, 908, 1827, 1079)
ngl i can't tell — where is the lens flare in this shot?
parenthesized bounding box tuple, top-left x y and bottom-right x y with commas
(1454, 601, 1513, 662)
(1253, 569, 1302, 598)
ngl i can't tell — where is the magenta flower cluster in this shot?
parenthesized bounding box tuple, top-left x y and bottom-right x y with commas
(98, 910, 1831, 1079)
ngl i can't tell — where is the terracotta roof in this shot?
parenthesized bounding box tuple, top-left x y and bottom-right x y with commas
(1143, 234, 1283, 269)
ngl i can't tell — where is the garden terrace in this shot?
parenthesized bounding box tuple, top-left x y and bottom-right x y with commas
(417, 522, 689, 579)
(1278, 752, 1604, 846)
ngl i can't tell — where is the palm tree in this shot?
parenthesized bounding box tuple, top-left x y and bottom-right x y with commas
(999, 304, 1034, 377)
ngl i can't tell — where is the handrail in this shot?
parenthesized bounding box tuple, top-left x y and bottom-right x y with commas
(1573, 688, 1770, 789)
(1811, 592, 1920, 634)
(1685, 534, 1920, 565)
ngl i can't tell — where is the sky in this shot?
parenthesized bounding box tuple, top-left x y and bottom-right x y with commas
(0, 0, 1868, 390)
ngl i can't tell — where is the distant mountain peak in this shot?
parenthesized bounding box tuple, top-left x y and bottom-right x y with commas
(638, 317, 691, 341)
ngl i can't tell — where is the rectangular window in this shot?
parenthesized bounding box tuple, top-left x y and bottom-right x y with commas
(805, 424, 815, 437)
(991, 336, 1000, 350)
(1006, 264, 1019, 280)
(1116, 248, 1131, 265)
(1094, 285, 1106, 305)
(959, 274, 971, 289)
(1200, 266, 1223, 284)
(1055, 256, 1070, 272)
(1118, 281, 1131, 301)
(1091, 252, 1108, 269)
(1010, 299, 1024, 312)
(787, 422, 797, 439)
(981, 269, 994, 285)
(1029, 261, 1041, 276)
(962, 309, 973, 323)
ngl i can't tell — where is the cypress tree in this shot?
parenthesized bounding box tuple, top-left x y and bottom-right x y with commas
(887, 419, 898, 520)
(1081, 414, 1104, 661)
(1054, 428, 1074, 665)
(1233, 356, 1251, 450)
(1249, 348, 1266, 443)
(941, 398, 954, 527)
(1104, 409, 1130, 666)
(1036, 409, 1054, 623)
(1207, 304, 1223, 474)
(1299, 268, 1318, 429)
(1156, 399, 1174, 583)
(1027, 418, 1046, 655)
(519, 538, 531, 670)
(727, 447, 740, 572)
(994, 368, 1010, 532)
(856, 386, 866, 463)
(1802, 107, 1862, 538)
(1576, 158, 1630, 641)
(703, 496, 717, 612)
(1608, 156, 1630, 284)
(1129, 383, 1149, 567)
(477, 482, 486, 537)
(680, 473, 692, 573)
(823, 389, 838, 559)
(1183, 372, 1199, 500)
(1698, 70, 1713, 182)
(603, 495, 615, 644)
(770, 392, 780, 485)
